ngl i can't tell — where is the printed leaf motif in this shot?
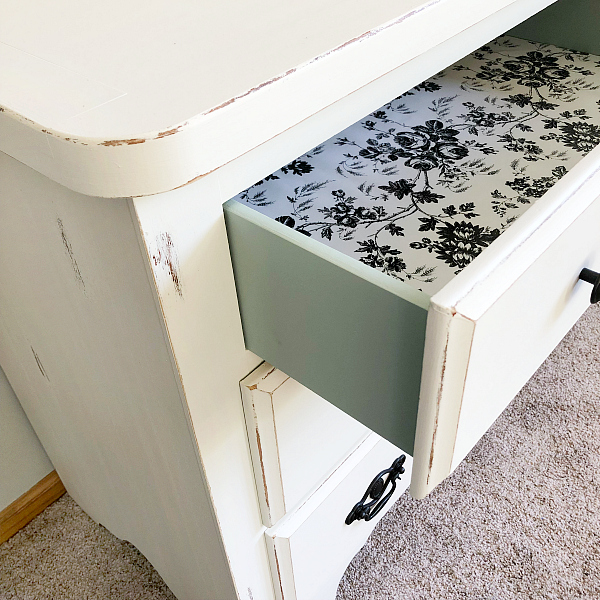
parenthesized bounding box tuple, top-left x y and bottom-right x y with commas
(275, 216, 295, 228)
(233, 36, 600, 293)
(378, 179, 415, 199)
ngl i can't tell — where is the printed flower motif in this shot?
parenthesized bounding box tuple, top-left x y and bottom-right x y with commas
(329, 201, 353, 216)
(394, 131, 430, 150)
(336, 215, 360, 227)
(501, 52, 570, 87)
(378, 179, 415, 199)
(392, 120, 470, 174)
(431, 221, 500, 270)
(413, 120, 460, 142)
(461, 102, 511, 128)
(324, 202, 360, 228)
(404, 154, 439, 171)
(280, 159, 314, 176)
(436, 143, 470, 160)
(506, 175, 556, 198)
(385, 256, 408, 273)
(326, 204, 380, 227)
(559, 121, 600, 153)
(355, 207, 378, 220)
(237, 37, 600, 289)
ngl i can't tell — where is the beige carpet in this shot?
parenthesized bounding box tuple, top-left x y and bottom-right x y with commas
(337, 303, 600, 599)
(0, 494, 176, 600)
(1, 305, 599, 599)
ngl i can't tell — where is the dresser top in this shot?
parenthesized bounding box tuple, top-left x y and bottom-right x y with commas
(0, 0, 546, 197)
(1, 0, 435, 137)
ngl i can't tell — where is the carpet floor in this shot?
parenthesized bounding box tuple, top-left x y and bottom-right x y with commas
(1, 305, 599, 599)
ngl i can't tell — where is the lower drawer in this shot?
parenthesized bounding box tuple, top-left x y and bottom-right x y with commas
(265, 434, 411, 600)
(240, 362, 369, 526)
(224, 34, 600, 497)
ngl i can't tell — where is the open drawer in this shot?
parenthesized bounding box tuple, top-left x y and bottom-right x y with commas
(224, 31, 600, 498)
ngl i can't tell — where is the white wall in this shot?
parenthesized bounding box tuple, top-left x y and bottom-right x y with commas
(0, 364, 54, 511)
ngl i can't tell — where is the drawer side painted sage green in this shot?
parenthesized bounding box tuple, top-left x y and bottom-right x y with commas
(224, 200, 429, 454)
(509, 0, 600, 55)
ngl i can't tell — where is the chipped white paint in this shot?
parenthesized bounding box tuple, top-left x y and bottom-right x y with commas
(132, 177, 275, 600)
(0, 153, 238, 600)
(240, 363, 369, 526)
(3, 0, 598, 598)
(411, 143, 600, 498)
(0, 0, 557, 197)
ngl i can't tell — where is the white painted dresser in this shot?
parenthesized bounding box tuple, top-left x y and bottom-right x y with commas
(1, 0, 599, 598)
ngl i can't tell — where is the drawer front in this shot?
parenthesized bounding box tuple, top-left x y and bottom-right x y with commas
(413, 156, 600, 497)
(456, 199, 600, 465)
(225, 33, 600, 498)
(266, 435, 411, 600)
(240, 363, 369, 526)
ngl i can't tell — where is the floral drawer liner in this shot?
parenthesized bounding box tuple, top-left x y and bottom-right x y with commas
(232, 36, 600, 295)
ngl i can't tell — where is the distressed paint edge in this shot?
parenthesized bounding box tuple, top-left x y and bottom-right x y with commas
(264, 536, 292, 600)
(0, 0, 556, 200)
(410, 303, 475, 499)
(126, 199, 239, 596)
(0, 0, 443, 146)
(240, 368, 288, 527)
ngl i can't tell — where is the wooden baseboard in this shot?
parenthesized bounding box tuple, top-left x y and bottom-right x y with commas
(0, 470, 66, 544)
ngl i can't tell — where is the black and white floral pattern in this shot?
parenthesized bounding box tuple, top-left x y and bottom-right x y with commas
(233, 36, 600, 294)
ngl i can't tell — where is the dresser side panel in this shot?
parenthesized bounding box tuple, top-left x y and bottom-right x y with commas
(0, 152, 236, 600)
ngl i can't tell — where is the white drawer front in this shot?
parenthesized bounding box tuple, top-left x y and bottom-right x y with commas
(241, 363, 369, 526)
(413, 154, 600, 495)
(266, 435, 411, 600)
(455, 196, 600, 468)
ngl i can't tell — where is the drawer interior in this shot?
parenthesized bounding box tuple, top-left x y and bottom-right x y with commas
(230, 33, 600, 297)
(224, 5, 600, 454)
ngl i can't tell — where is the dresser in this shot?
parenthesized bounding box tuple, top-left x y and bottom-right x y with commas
(1, 0, 598, 598)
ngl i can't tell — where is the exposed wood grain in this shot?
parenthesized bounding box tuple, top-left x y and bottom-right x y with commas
(150, 232, 183, 298)
(0, 470, 65, 544)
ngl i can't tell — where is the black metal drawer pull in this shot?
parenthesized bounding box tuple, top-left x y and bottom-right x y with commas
(345, 455, 406, 525)
(579, 268, 600, 304)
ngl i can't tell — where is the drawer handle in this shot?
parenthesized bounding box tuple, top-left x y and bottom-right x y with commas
(579, 268, 600, 304)
(345, 455, 406, 525)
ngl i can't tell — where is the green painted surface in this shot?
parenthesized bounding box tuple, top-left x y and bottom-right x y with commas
(224, 200, 429, 454)
(510, 0, 600, 55)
